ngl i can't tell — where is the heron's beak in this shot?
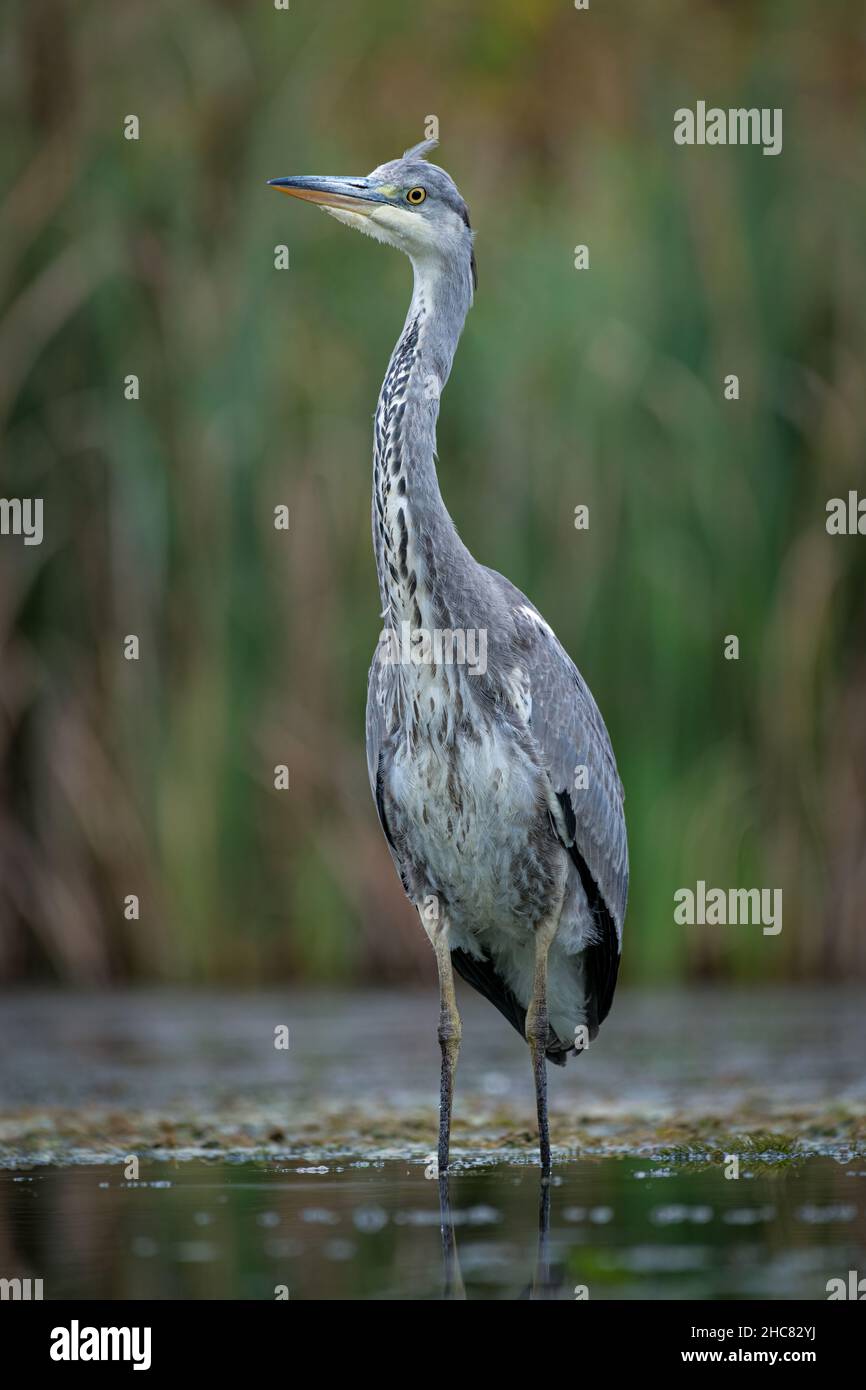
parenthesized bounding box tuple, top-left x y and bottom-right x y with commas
(267, 175, 387, 216)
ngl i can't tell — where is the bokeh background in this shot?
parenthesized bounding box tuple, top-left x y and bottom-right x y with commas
(1, 0, 864, 988)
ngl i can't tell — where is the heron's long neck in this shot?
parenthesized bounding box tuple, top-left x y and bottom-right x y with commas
(373, 256, 472, 630)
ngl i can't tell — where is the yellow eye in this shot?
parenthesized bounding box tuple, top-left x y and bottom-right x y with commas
(406, 186, 427, 205)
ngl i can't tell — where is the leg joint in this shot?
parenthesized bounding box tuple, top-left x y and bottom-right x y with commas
(525, 1003, 549, 1049)
(438, 1013, 462, 1046)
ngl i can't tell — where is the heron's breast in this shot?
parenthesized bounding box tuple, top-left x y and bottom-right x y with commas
(385, 697, 558, 929)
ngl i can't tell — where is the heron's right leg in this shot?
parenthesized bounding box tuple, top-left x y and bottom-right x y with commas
(525, 915, 559, 1176)
(419, 896, 461, 1173)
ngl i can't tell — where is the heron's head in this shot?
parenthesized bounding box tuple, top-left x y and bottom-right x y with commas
(268, 139, 476, 294)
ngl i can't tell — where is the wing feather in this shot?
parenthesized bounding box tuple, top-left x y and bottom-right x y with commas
(500, 577, 628, 1031)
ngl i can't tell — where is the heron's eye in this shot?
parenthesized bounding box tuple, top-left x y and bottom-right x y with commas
(406, 187, 427, 205)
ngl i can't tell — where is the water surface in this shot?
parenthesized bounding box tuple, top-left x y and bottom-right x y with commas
(1, 987, 864, 1299)
(4, 1155, 866, 1299)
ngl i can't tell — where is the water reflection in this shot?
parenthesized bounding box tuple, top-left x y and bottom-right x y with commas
(530, 1176, 555, 1299)
(437, 1169, 569, 1299)
(438, 1173, 465, 1299)
(3, 1154, 863, 1300)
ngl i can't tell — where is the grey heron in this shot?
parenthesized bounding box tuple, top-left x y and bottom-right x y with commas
(269, 141, 628, 1174)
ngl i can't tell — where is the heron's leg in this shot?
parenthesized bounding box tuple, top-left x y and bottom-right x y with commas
(525, 915, 559, 1176)
(419, 899, 461, 1173)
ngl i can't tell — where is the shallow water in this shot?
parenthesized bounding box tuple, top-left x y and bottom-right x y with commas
(1, 987, 864, 1298)
(3, 1156, 866, 1300)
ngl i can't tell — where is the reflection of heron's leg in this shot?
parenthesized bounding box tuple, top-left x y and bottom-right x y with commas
(438, 1171, 466, 1299)
(525, 915, 559, 1175)
(420, 902, 461, 1173)
(531, 1169, 553, 1298)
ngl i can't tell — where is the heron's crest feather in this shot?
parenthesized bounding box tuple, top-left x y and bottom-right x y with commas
(402, 138, 439, 161)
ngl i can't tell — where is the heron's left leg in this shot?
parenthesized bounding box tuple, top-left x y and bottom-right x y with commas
(419, 900, 461, 1173)
(525, 914, 560, 1176)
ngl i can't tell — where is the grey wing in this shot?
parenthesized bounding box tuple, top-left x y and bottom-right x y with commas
(522, 612, 628, 935)
(487, 569, 629, 1028)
